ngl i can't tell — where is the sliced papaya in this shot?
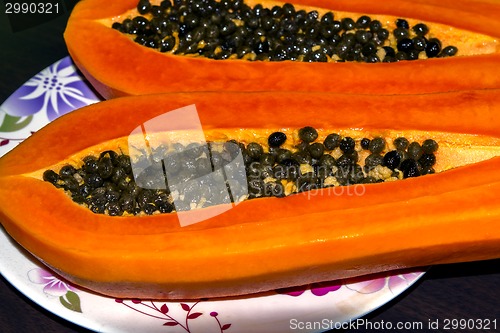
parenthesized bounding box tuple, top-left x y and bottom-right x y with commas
(64, 0, 500, 98)
(0, 90, 500, 299)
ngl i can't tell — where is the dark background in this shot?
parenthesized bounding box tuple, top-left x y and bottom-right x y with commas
(0, 1, 499, 332)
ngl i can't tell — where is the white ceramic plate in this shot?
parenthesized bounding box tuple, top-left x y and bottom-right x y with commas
(0, 57, 425, 333)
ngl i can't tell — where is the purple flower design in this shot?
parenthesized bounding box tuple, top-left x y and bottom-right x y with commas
(27, 267, 78, 297)
(1, 56, 100, 121)
(276, 281, 342, 297)
(276, 270, 423, 297)
(345, 271, 423, 294)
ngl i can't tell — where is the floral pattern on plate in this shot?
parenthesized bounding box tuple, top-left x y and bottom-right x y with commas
(28, 268, 82, 312)
(2, 57, 99, 121)
(0, 56, 426, 333)
(115, 299, 232, 332)
(0, 57, 100, 153)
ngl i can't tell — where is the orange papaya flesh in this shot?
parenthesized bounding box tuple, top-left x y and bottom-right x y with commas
(64, 0, 500, 98)
(1, 90, 500, 299)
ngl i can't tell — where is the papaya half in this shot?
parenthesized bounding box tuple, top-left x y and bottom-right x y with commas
(64, 0, 500, 99)
(1, 90, 500, 300)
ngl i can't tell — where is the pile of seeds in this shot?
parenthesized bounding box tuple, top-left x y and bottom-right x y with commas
(43, 127, 438, 216)
(111, 0, 457, 62)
